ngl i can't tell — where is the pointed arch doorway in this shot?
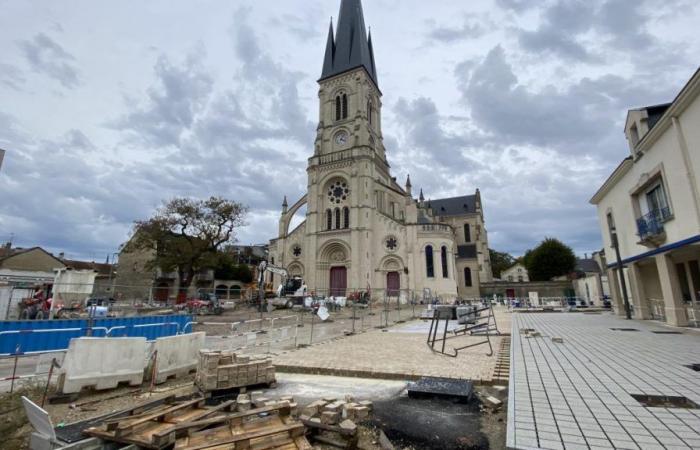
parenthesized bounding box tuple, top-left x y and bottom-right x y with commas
(329, 266, 347, 297)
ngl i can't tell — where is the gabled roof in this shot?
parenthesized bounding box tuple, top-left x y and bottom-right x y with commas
(429, 195, 477, 216)
(61, 259, 113, 276)
(576, 258, 600, 274)
(320, 0, 379, 88)
(0, 246, 66, 267)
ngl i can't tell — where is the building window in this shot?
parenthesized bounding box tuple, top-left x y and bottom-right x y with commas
(342, 94, 348, 119)
(335, 208, 341, 230)
(425, 245, 435, 278)
(508, 276, 513, 282)
(326, 209, 332, 231)
(335, 96, 341, 121)
(441, 246, 448, 278)
(367, 99, 373, 125)
(464, 224, 471, 242)
(518, 276, 523, 282)
(391, 202, 396, 218)
(464, 268, 472, 287)
(645, 183, 670, 218)
(343, 207, 350, 229)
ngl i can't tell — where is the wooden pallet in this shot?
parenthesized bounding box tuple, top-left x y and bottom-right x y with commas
(174, 405, 312, 450)
(83, 396, 236, 448)
(493, 336, 511, 383)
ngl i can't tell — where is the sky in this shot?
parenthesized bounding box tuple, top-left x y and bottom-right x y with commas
(0, 0, 698, 262)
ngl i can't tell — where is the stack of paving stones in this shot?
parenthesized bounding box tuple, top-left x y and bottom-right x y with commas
(195, 350, 275, 391)
(300, 395, 373, 428)
(234, 391, 299, 414)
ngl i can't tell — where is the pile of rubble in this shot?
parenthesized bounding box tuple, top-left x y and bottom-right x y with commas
(195, 350, 275, 391)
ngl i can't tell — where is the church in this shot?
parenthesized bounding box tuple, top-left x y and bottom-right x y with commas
(268, 0, 492, 301)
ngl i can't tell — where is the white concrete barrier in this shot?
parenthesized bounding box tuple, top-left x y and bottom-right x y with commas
(58, 337, 146, 394)
(148, 332, 205, 384)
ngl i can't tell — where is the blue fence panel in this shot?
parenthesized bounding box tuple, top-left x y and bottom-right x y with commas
(0, 314, 192, 355)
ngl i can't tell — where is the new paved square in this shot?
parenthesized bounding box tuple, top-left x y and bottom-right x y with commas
(508, 313, 700, 450)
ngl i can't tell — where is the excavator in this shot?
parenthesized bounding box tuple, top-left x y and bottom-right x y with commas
(257, 261, 307, 309)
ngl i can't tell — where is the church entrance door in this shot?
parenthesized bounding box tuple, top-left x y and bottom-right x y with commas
(386, 272, 400, 297)
(329, 267, 347, 297)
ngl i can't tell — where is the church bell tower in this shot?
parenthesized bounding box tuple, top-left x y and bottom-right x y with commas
(313, 0, 386, 164)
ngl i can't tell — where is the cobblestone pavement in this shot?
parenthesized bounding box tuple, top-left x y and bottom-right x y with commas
(508, 313, 700, 450)
(272, 307, 511, 382)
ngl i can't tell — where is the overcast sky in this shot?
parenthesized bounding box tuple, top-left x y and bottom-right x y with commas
(0, 0, 698, 262)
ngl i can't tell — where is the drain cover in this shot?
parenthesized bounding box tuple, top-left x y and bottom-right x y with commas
(631, 394, 699, 409)
(610, 328, 640, 332)
(407, 377, 474, 401)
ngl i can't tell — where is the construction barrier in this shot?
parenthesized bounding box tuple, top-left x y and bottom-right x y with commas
(0, 315, 192, 354)
(147, 332, 205, 384)
(58, 337, 147, 394)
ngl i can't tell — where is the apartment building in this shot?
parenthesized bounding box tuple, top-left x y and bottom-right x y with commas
(590, 68, 700, 326)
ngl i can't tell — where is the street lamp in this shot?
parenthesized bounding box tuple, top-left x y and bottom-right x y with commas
(609, 223, 632, 319)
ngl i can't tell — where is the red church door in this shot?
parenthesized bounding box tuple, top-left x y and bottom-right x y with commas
(329, 267, 347, 297)
(386, 272, 400, 297)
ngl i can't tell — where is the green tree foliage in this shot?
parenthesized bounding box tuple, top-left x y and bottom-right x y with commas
(214, 254, 254, 283)
(127, 197, 248, 294)
(523, 238, 577, 281)
(489, 248, 515, 278)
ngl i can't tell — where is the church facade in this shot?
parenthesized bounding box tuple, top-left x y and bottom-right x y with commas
(268, 0, 492, 301)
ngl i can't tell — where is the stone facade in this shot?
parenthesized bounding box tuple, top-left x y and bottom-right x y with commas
(268, 1, 491, 301)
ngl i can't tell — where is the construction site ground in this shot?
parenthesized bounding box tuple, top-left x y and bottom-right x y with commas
(1, 304, 512, 449)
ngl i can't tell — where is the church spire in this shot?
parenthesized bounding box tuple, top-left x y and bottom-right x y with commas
(320, 0, 378, 87)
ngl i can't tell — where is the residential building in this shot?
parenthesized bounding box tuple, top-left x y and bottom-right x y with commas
(268, 0, 492, 301)
(590, 68, 700, 327)
(501, 263, 529, 283)
(572, 253, 610, 306)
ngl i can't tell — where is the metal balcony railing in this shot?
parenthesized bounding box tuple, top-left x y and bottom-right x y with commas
(636, 207, 671, 240)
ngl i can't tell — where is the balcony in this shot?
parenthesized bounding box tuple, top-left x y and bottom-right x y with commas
(636, 207, 671, 247)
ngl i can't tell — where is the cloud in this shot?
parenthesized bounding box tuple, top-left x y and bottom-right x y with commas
(425, 16, 485, 43)
(113, 50, 214, 148)
(17, 33, 80, 88)
(0, 63, 26, 91)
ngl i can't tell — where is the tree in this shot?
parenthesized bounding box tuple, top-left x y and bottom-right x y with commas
(128, 197, 248, 299)
(523, 238, 576, 281)
(489, 248, 515, 279)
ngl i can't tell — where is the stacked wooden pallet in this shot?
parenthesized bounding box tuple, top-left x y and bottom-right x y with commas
(493, 336, 511, 383)
(83, 396, 312, 449)
(196, 350, 276, 392)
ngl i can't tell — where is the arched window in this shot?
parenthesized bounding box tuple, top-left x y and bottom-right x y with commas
(367, 99, 372, 125)
(425, 245, 435, 278)
(343, 207, 350, 229)
(326, 209, 332, 230)
(335, 96, 341, 121)
(464, 224, 471, 242)
(464, 268, 472, 287)
(441, 246, 448, 278)
(335, 208, 341, 230)
(342, 94, 348, 119)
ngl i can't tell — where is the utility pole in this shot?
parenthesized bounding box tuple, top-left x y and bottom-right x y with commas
(610, 227, 632, 319)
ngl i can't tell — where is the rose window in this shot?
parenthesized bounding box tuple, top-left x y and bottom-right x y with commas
(327, 180, 350, 204)
(293, 245, 302, 257)
(386, 237, 398, 251)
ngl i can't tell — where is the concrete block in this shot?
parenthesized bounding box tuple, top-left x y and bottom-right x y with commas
(358, 400, 373, 411)
(339, 419, 357, 433)
(59, 337, 146, 394)
(321, 411, 340, 425)
(302, 400, 327, 417)
(354, 406, 369, 421)
(150, 332, 205, 384)
(237, 399, 251, 412)
(484, 396, 503, 409)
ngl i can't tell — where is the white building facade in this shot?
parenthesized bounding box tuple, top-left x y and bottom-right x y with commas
(268, 0, 492, 301)
(590, 68, 700, 327)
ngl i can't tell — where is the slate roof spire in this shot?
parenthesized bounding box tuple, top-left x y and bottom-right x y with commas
(320, 0, 378, 88)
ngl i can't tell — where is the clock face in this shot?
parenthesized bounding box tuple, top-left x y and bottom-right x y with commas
(335, 132, 348, 145)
